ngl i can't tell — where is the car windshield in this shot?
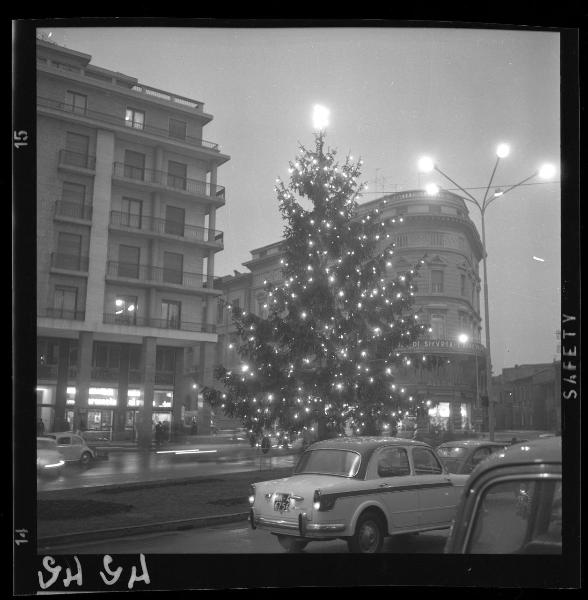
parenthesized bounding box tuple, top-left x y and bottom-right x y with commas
(294, 449, 361, 477)
(37, 439, 56, 450)
(437, 446, 466, 457)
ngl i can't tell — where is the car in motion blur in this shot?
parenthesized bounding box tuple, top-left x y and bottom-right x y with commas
(436, 440, 509, 475)
(249, 436, 470, 553)
(37, 437, 65, 477)
(45, 432, 97, 466)
(445, 436, 562, 554)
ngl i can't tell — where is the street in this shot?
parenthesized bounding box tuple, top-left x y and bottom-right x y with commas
(37, 445, 297, 491)
(39, 520, 449, 554)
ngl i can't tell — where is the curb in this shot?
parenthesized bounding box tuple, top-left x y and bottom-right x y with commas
(38, 512, 250, 548)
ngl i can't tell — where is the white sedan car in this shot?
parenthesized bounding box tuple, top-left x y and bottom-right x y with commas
(45, 432, 96, 466)
(249, 436, 469, 553)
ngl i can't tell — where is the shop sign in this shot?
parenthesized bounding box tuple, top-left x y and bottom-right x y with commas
(400, 339, 485, 354)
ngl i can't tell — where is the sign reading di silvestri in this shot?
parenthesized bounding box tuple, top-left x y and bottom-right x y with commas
(399, 339, 486, 355)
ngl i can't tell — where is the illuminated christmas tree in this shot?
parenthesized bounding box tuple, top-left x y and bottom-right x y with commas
(204, 129, 428, 439)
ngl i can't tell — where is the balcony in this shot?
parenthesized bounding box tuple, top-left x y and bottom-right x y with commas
(40, 307, 86, 321)
(112, 163, 225, 202)
(38, 96, 220, 151)
(106, 261, 217, 291)
(103, 313, 216, 333)
(58, 149, 96, 171)
(109, 211, 223, 248)
(50, 253, 90, 273)
(54, 200, 93, 222)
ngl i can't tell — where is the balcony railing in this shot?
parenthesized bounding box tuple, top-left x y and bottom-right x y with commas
(51, 253, 90, 272)
(38, 96, 220, 151)
(112, 163, 225, 201)
(106, 261, 216, 289)
(109, 211, 223, 245)
(54, 200, 93, 221)
(103, 313, 216, 333)
(58, 149, 96, 170)
(40, 307, 86, 321)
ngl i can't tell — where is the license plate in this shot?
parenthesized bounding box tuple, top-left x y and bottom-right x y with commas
(273, 494, 290, 512)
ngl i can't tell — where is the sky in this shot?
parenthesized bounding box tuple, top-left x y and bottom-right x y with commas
(38, 24, 562, 373)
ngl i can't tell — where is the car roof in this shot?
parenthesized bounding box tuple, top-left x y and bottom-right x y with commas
(50, 431, 82, 436)
(437, 440, 506, 448)
(37, 436, 57, 442)
(472, 436, 562, 474)
(309, 436, 430, 454)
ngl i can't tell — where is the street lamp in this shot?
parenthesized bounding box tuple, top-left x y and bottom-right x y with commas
(418, 146, 557, 441)
(312, 104, 330, 131)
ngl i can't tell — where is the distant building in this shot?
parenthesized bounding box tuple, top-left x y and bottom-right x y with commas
(36, 39, 230, 443)
(492, 362, 561, 432)
(214, 189, 487, 434)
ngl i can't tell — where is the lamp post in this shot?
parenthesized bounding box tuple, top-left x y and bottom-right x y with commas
(418, 147, 556, 441)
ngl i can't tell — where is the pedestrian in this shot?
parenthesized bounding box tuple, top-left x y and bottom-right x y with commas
(191, 417, 198, 435)
(37, 418, 45, 436)
(155, 422, 163, 446)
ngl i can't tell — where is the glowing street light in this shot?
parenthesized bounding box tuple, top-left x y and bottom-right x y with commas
(458, 333, 469, 344)
(312, 104, 330, 131)
(425, 182, 440, 196)
(417, 156, 435, 173)
(496, 143, 511, 158)
(416, 144, 557, 441)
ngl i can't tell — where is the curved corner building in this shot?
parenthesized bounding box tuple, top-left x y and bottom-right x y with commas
(358, 189, 487, 433)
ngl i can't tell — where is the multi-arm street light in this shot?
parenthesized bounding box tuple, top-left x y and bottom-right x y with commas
(418, 146, 556, 440)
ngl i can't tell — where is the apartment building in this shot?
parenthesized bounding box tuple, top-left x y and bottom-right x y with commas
(36, 39, 230, 444)
(215, 189, 487, 433)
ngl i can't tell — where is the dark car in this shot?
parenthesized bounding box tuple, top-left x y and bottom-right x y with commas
(445, 436, 562, 554)
(436, 440, 508, 475)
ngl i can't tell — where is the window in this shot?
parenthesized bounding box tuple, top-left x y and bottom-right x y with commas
(92, 343, 121, 369)
(65, 132, 90, 168)
(123, 150, 145, 180)
(118, 245, 140, 278)
(164, 205, 185, 236)
(60, 182, 87, 219)
(167, 160, 187, 190)
(412, 447, 443, 475)
(156, 347, 177, 373)
(431, 269, 444, 293)
(217, 299, 225, 324)
(377, 447, 410, 477)
(125, 107, 145, 130)
(161, 300, 181, 329)
(294, 449, 361, 477)
(430, 204, 442, 215)
(121, 197, 143, 229)
(55, 232, 83, 270)
(461, 274, 466, 296)
(169, 118, 187, 140)
(467, 479, 562, 554)
(65, 91, 87, 115)
(430, 313, 446, 339)
(114, 295, 138, 325)
(53, 286, 78, 318)
(162, 252, 183, 284)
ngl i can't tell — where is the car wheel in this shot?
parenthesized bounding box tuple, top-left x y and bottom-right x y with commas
(80, 451, 93, 466)
(348, 511, 385, 554)
(277, 535, 308, 553)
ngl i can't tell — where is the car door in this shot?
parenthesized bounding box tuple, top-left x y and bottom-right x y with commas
(411, 446, 456, 526)
(70, 435, 84, 460)
(55, 435, 75, 461)
(367, 446, 420, 531)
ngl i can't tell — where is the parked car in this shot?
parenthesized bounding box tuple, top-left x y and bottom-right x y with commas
(248, 436, 470, 553)
(436, 440, 509, 475)
(45, 432, 96, 466)
(36, 437, 65, 477)
(445, 436, 562, 554)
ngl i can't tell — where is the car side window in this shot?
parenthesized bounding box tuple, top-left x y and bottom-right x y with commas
(377, 447, 410, 477)
(463, 447, 492, 473)
(58, 436, 71, 445)
(467, 479, 562, 554)
(71, 436, 82, 446)
(413, 447, 443, 475)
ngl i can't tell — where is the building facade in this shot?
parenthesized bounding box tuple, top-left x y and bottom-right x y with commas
(36, 39, 230, 444)
(492, 362, 561, 432)
(214, 189, 487, 434)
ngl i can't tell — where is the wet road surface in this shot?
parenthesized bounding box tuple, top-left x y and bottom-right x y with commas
(40, 520, 449, 554)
